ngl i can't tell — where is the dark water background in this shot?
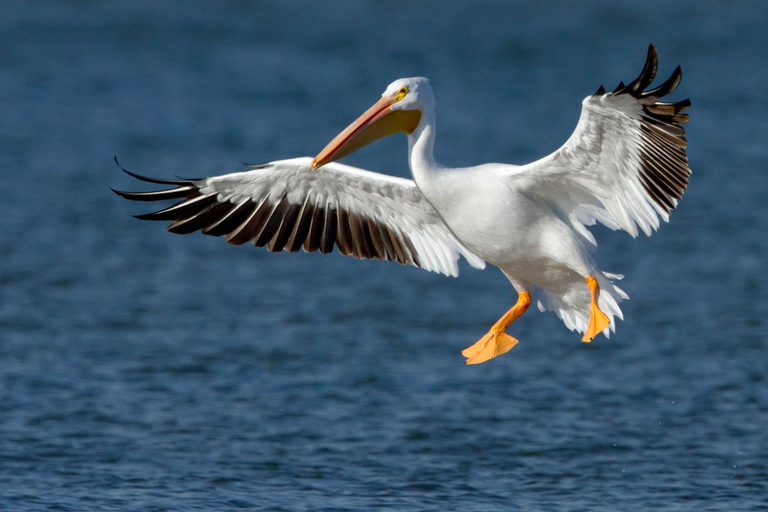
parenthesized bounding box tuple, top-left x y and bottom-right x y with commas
(2, 1, 767, 510)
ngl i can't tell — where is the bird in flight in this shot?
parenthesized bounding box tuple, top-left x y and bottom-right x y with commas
(114, 45, 691, 364)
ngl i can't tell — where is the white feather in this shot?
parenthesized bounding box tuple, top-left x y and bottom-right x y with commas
(198, 157, 485, 277)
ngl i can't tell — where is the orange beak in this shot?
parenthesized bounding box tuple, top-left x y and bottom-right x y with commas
(311, 95, 422, 170)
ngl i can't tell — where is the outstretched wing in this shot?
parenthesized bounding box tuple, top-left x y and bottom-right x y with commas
(510, 44, 691, 246)
(113, 157, 485, 277)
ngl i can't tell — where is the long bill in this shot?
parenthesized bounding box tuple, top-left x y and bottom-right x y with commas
(312, 95, 422, 170)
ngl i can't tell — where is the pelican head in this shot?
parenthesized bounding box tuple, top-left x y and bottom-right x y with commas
(311, 77, 432, 170)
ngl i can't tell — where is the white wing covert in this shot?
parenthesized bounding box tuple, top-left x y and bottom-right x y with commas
(114, 157, 485, 277)
(511, 44, 691, 246)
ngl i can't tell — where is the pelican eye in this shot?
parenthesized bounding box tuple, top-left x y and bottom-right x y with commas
(393, 86, 408, 102)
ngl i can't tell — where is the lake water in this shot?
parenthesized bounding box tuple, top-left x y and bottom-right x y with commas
(1, 1, 767, 510)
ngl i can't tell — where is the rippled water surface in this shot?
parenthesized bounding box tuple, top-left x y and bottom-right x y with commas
(2, 1, 768, 510)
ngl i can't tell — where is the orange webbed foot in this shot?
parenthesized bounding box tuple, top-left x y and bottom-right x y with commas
(582, 275, 611, 342)
(463, 329, 519, 365)
(463, 292, 530, 364)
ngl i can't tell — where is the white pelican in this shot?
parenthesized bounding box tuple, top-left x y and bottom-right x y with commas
(114, 45, 690, 364)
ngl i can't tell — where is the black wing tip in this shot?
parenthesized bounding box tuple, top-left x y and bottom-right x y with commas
(110, 186, 132, 198)
(113, 156, 193, 185)
(120, 167, 169, 184)
(605, 45, 685, 101)
(611, 45, 659, 96)
(629, 44, 659, 93)
(673, 65, 683, 84)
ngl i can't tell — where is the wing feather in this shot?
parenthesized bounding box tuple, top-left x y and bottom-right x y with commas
(114, 157, 484, 277)
(511, 44, 691, 244)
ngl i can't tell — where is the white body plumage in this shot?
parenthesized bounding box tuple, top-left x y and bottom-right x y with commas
(116, 45, 690, 346)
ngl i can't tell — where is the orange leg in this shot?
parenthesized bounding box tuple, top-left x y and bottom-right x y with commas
(582, 276, 611, 342)
(462, 292, 531, 365)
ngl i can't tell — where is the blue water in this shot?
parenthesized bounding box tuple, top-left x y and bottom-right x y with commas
(2, 1, 767, 510)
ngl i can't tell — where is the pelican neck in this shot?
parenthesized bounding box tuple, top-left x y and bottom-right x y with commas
(407, 109, 441, 181)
